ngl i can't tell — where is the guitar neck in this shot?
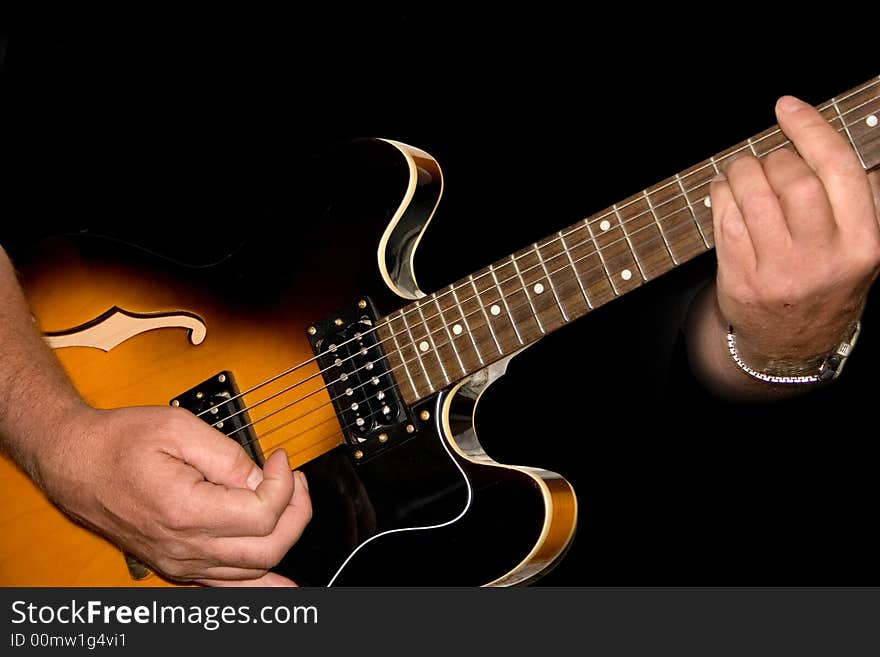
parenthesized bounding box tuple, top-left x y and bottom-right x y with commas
(379, 76, 880, 405)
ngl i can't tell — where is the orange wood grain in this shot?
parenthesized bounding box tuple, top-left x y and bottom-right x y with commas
(0, 243, 343, 586)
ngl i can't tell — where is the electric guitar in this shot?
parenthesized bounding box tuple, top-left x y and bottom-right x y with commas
(1, 77, 877, 586)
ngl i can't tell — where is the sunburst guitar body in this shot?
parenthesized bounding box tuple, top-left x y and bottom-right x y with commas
(0, 139, 578, 587)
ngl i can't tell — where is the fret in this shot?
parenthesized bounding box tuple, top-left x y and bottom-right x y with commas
(708, 155, 720, 175)
(679, 162, 717, 248)
(532, 242, 570, 321)
(560, 223, 616, 307)
(535, 234, 590, 318)
(713, 142, 750, 171)
(415, 297, 455, 385)
(746, 136, 759, 157)
(835, 83, 880, 170)
(749, 124, 789, 157)
(510, 247, 567, 333)
(612, 205, 647, 281)
(612, 194, 672, 281)
(433, 291, 480, 375)
(830, 97, 867, 169)
(377, 77, 880, 406)
(674, 173, 710, 249)
(488, 265, 526, 345)
(644, 177, 708, 264)
(642, 191, 676, 264)
(379, 314, 429, 400)
(581, 218, 617, 297)
(450, 286, 486, 366)
(510, 254, 546, 334)
(398, 304, 438, 390)
(490, 259, 543, 342)
(466, 274, 505, 357)
(585, 209, 642, 295)
(557, 229, 593, 310)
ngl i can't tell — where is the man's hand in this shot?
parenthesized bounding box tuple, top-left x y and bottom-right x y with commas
(688, 95, 880, 398)
(38, 405, 312, 586)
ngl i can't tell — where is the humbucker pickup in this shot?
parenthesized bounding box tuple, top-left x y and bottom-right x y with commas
(170, 371, 264, 466)
(307, 297, 417, 462)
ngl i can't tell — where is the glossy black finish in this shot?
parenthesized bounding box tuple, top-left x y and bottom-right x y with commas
(277, 394, 548, 586)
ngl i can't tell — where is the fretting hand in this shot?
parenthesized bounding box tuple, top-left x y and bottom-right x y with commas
(688, 95, 880, 398)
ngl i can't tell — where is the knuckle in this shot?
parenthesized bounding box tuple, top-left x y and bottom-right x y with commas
(731, 282, 755, 305)
(856, 242, 880, 274)
(161, 535, 194, 561)
(784, 175, 826, 203)
(719, 273, 754, 305)
(157, 557, 188, 579)
(254, 510, 278, 537)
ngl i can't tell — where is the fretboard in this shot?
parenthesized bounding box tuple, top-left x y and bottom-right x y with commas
(378, 76, 880, 405)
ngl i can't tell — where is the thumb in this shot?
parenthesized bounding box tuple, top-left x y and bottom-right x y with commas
(169, 412, 263, 490)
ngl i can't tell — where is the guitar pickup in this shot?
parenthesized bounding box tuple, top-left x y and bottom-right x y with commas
(307, 297, 417, 462)
(170, 371, 264, 466)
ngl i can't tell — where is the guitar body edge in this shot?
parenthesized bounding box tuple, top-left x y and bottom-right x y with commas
(0, 138, 578, 587)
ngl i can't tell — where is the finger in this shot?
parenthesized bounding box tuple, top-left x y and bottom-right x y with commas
(200, 470, 312, 569)
(711, 174, 757, 279)
(724, 155, 790, 264)
(775, 95, 876, 236)
(761, 148, 835, 244)
(185, 450, 296, 537)
(168, 410, 264, 490)
(197, 571, 298, 587)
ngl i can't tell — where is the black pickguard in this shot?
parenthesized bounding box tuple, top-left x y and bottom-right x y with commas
(275, 392, 549, 586)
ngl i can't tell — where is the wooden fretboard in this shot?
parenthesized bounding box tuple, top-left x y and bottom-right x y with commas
(378, 77, 880, 405)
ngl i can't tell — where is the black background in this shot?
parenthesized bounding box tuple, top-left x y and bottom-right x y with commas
(2, 11, 878, 586)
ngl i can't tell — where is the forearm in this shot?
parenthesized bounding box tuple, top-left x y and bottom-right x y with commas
(0, 245, 91, 486)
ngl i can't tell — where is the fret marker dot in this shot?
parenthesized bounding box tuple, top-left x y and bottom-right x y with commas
(533, 283, 545, 294)
(419, 340, 430, 352)
(621, 269, 633, 281)
(867, 115, 878, 128)
(599, 219, 611, 231)
(704, 196, 712, 208)
(490, 304, 501, 316)
(452, 324, 463, 335)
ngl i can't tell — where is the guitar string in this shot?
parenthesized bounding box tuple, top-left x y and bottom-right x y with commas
(206, 94, 880, 438)
(195, 85, 880, 423)
(210, 96, 880, 444)
(232, 122, 880, 457)
(192, 80, 880, 423)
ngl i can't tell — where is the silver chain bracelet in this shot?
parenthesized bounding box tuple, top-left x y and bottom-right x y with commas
(727, 321, 862, 384)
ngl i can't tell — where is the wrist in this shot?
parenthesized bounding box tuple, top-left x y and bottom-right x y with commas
(26, 401, 100, 502)
(727, 320, 861, 385)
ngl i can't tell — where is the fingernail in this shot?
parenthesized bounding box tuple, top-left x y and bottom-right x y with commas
(777, 96, 803, 114)
(296, 470, 309, 492)
(712, 172, 727, 182)
(246, 466, 264, 491)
